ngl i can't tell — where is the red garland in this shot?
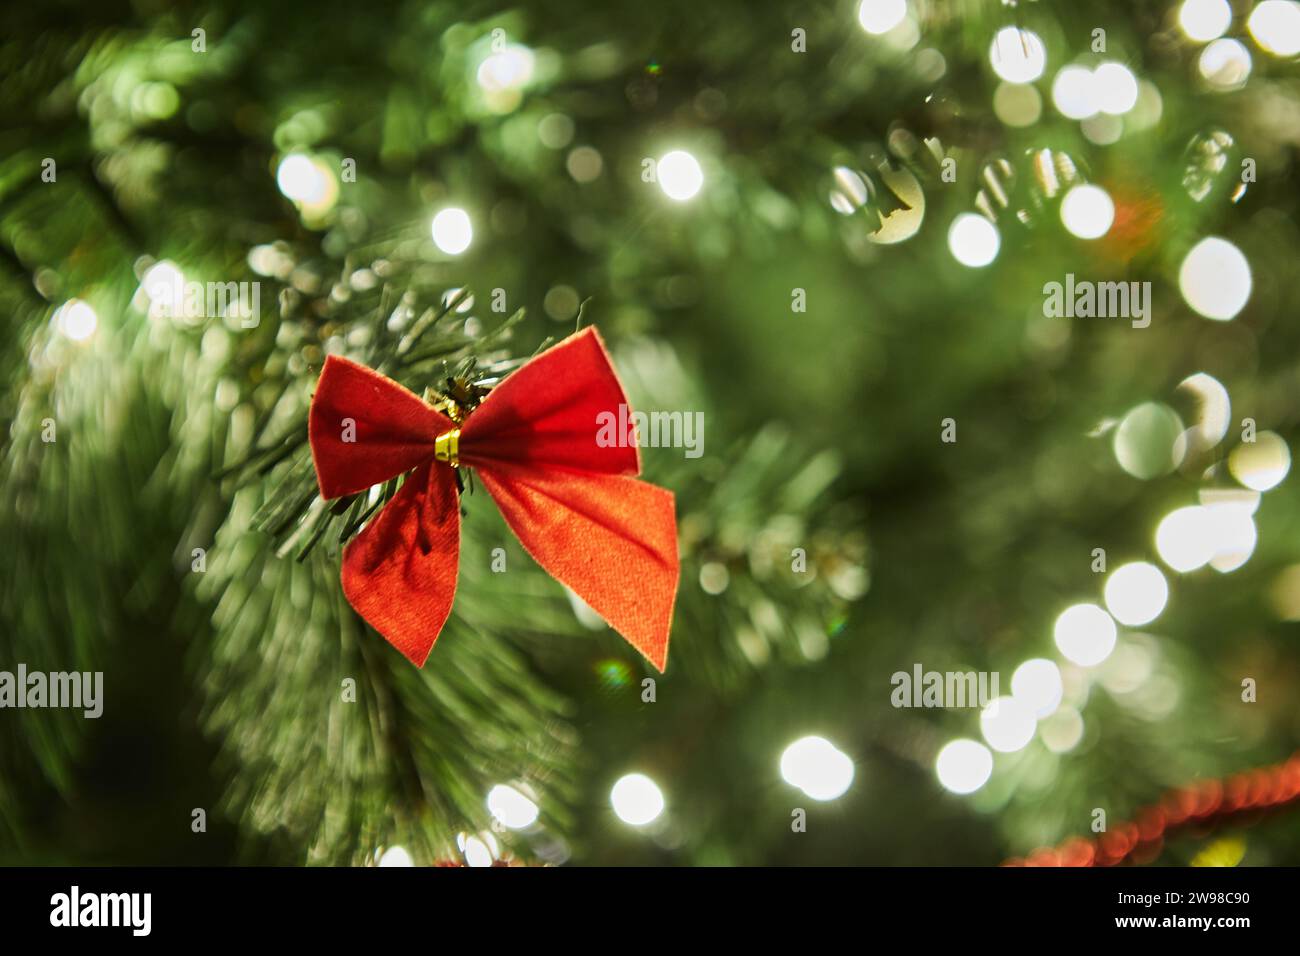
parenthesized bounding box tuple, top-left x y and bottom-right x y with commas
(1003, 751, 1300, 866)
(307, 326, 680, 670)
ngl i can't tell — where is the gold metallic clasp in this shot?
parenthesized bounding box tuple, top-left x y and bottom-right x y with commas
(434, 428, 461, 467)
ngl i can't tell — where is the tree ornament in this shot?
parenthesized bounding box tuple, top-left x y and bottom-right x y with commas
(1004, 751, 1300, 866)
(308, 326, 680, 669)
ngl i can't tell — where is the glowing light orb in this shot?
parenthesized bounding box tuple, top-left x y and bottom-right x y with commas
(1060, 184, 1115, 239)
(1094, 62, 1139, 114)
(1229, 431, 1291, 491)
(994, 81, 1043, 127)
(1179, 0, 1233, 41)
(948, 213, 1000, 267)
(1104, 562, 1169, 626)
(610, 773, 665, 826)
(980, 696, 1038, 753)
(780, 735, 855, 801)
(1199, 39, 1253, 89)
(1011, 658, 1064, 718)
(477, 45, 535, 93)
(378, 846, 413, 867)
(989, 27, 1047, 83)
(830, 165, 869, 215)
(935, 739, 994, 794)
(656, 150, 704, 201)
(1179, 237, 1251, 320)
(1054, 603, 1118, 667)
(1177, 372, 1232, 449)
(431, 207, 473, 255)
(487, 784, 540, 830)
(461, 834, 495, 867)
(55, 299, 98, 342)
(1052, 65, 1099, 119)
(276, 154, 326, 202)
(141, 260, 185, 317)
(1249, 1, 1300, 57)
(1207, 504, 1257, 572)
(1156, 506, 1217, 572)
(857, 0, 908, 35)
(1113, 402, 1185, 480)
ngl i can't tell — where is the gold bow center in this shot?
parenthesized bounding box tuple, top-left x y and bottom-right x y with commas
(434, 428, 461, 467)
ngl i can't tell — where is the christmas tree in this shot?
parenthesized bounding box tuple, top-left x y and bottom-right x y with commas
(3, 0, 1300, 868)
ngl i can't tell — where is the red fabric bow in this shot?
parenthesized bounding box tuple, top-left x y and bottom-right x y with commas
(307, 326, 679, 670)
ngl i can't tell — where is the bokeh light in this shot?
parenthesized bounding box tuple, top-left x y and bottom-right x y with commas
(276, 154, 324, 202)
(1040, 707, 1085, 753)
(989, 27, 1047, 83)
(610, 773, 665, 825)
(1199, 39, 1252, 90)
(1228, 431, 1291, 491)
(980, 696, 1037, 753)
(1179, 0, 1233, 41)
(857, 0, 908, 35)
(476, 44, 535, 93)
(1093, 62, 1139, 114)
(1052, 65, 1099, 119)
(1082, 113, 1124, 146)
(1177, 372, 1232, 450)
(1099, 639, 1156, 694)
(378, 845, 413, 867)
(142, 260, 185, 317)
(1206, 503, 1257, 573)
(948, 213, 1000, 267)
(1054, 603, 1118, 667)
(431, 207, 473, 255)
(1155, 501, 1257, 575)
(276, 153, 338, 219)
(657, 150, 704, 201)
(1113, 402, 1185, 480)
(461, 833, 496, 867)
(935, 739, 994, 794)
(1269, 564, 1300, 620)
(1060, 184, 1114, 239)
(699, 561, 730, 594)
(1179, 237, 1251, 320)
(780, 735, 855, 801)
(830, 165, 869, 215)
(1104, 562, 1169, 626)
(1249, 1, 1300, 56)
(54, 298, 98, 342)
(994, 82, 1043, 126)
(1011, 658, 1063, 718)
(441, 287, 475, 314)
(1156, 505, 1217, 572)
(487, 784, 540, 830)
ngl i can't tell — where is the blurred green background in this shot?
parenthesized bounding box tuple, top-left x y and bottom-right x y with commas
(2, 0, 1300, 865)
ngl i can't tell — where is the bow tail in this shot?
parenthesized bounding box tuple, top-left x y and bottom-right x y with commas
(477, 465, 679, 671)
(341, 461, 461, 666)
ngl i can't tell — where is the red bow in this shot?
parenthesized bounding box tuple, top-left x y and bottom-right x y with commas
(307, 327, 679, 670)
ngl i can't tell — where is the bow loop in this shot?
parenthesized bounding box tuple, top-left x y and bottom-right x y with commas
(459, 327, 641, 477)
(309, 355, 455, 499)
